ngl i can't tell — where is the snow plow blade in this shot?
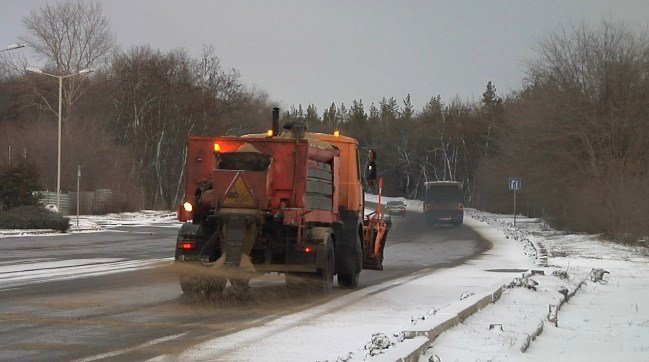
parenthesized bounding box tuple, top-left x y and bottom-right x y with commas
(362, 213, 390, 270)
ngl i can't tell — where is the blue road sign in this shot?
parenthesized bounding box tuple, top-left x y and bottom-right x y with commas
(509, 178, 521, 191)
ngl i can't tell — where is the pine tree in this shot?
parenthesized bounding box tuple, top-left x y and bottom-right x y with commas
(368, 103, 380, 122)
(481, 81, 502, 106)
(0, 158, 41, 210)
(304, 104, 320, 130)
(402, 94, 414, 121)
(379, 97, 400, 123)
(349, 99, 368, 125)
(336, 103, 348, 125)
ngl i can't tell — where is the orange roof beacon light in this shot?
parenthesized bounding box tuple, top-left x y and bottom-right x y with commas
(213, 142, 221, 153)
(333, 130, 340, 137)
(267, 129, 274, 137)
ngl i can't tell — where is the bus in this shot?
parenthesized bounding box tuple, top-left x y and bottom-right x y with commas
(423, 181, 464, 225)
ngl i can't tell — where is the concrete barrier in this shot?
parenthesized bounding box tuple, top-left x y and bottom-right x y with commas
(374, 281, 505, 361)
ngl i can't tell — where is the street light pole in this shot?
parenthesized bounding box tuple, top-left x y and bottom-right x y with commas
(25, 66, 95, 211)
(57, 75, 62, 210)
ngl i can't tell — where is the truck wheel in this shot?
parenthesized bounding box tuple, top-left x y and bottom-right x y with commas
(338, 231, 361, 289)
(337, 272, 359, 289)
(316, 239, 335, 292)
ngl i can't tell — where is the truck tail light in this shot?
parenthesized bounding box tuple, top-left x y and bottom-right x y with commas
(177, 241, 196, 250)
(300, 245, 317, 253)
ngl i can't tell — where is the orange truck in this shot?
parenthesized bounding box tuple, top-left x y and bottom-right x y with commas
(175, 108, 390, 294)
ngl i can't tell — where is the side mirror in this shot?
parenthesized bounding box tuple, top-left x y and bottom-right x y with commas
(365, 149, 377, 185)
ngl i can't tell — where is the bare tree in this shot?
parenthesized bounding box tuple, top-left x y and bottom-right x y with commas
(110, 46, 256, 209)
(20, 0, 116, 123)
(476, 20, 649, 238)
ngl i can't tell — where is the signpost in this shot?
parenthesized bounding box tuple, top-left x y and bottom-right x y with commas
(76, 166, 81, 227)
(508, 178, 521, 226)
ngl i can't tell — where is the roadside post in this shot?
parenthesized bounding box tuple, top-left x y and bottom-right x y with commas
(76, 165, 81, 227)
(508, 177, 521, 226)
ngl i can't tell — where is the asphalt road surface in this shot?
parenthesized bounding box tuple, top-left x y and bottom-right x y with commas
(0, 209, 490, 361)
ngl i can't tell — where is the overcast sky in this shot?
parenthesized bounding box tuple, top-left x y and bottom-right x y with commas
(2, 0, 649, 113)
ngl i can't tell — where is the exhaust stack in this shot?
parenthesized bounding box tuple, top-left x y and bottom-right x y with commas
(272, 107, 280, 136)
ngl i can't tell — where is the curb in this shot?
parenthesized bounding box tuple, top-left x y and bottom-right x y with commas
(380, 212, 542, 361)
(378, 281, 505, 361)
(0, 226, 101, 237)
(0, 229, 62, 236)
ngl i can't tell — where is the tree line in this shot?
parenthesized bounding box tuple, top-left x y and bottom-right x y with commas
(0, 1, 646, 241)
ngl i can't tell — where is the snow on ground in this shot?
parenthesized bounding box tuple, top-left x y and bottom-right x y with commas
(4, 196, 648, 360)
(0, 210, 179, 237)
(155, 210, 535, 361)
(153, 197, 648, 361)
(423, 209, 649, 362)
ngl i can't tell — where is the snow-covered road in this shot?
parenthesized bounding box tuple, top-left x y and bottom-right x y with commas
(0, 257, 172, 291)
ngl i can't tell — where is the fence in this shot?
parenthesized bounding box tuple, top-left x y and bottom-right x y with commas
(38, 189, 121, 215)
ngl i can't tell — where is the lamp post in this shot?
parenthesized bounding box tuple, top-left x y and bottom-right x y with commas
(25, 66, 95, 211)
(0, 43, 26, 52)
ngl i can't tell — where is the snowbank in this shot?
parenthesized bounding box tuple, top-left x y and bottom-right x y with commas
(424, 209, 649, 361)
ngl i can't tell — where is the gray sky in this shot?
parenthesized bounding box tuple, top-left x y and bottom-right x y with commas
(2, 0, 649, 113)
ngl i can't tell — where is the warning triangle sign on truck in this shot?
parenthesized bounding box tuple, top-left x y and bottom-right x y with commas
(222, 173, 255, 207)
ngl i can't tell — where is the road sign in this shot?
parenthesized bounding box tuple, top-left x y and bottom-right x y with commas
(508, 178, 521, 191)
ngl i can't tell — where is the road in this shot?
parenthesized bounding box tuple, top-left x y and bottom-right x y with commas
(0, 210, 490, 361)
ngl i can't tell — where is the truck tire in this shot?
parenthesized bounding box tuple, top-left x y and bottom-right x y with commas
(337, 231, 361, 289)
(337, 272, 359, 289)
(287, 238, 335, 293)
(316, 238, 335, 292)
